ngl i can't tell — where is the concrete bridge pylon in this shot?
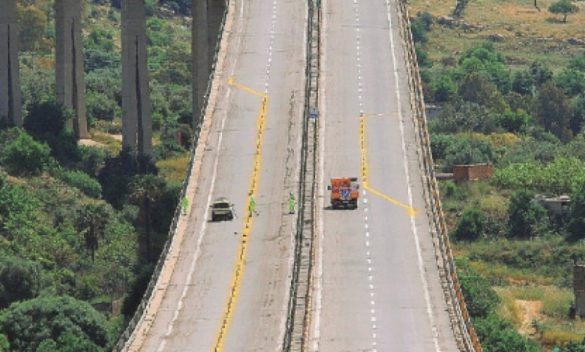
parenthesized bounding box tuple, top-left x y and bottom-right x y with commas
(192, 0, 209, 132)
(55, 0, 88, 138)
(0, 0, 22, 127)
(122, 0, 153, 158)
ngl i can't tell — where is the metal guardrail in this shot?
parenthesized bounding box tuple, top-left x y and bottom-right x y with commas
(282, 0, 320, 350)
(396, 1, 482, 351)
(111, 3, 230, 350)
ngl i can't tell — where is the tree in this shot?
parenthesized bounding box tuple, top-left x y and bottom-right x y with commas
(452, 0, 471, 17)
(0, 296, 109, 351)
(98, 150, 156, 208)
(507, 189, 547, 239)
(0, 334, 8, 352)
(568, 177, 585, 239)
(459, 44, 511, 94)
(458, 72, 508, 113)
(530, 61, 553, 86)
(76, 202, 111, 261)
(497, 109, 532, 133)
(0, 256, 43, 309)
(128, 175, 166, 262)
(511, 69, 535, 96)
(444, 137, 494, 169)
(432, 75, 457, 102)
(534, 0, 541, 11)
(549, 0, 579, 22)
(454, 208, 488, 241)
(556, 68, 585, 97)
(0, 132, 52, 176)
(24, 101, 80, 165)
(536, 81, 573, 141)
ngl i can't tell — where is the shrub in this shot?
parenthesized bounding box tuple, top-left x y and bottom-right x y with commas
(77, 146, 108, 177)
(0, 132, 52, 176)
(454, 208, 488, 241)
(507, 189, 548, 239)
(494, 157, 585, 194)
(0, 256, 43, 309)
(474, 314, 539, 352)
(556, 68, 585, 97)
(431, 102, 498, 134)
(0, 334, 8, 352)
(511, 70, 535, 96)
(432, 75, 456, 102)
(497, 110, 531, 133)
(444, 137, 494, 169)
(56, 169, 102, 198)
(457, 259, 500, 317)
(430, 133, 457, 160)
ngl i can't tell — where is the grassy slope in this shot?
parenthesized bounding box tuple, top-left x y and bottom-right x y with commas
(408, 0, 585, 348)
(409, 0, 585, 71)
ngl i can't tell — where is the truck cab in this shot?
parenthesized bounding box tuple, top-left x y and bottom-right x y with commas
(327, 177, 359, 209)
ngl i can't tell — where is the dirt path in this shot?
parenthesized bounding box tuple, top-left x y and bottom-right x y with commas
(516, 299, 543, 336)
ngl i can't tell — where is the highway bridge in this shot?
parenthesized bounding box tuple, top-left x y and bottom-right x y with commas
(115, 0, 482, 351)
(2, 0, 479, 351)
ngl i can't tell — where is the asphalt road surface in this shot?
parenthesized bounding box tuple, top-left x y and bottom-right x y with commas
(310, 0, 460, 351)
(138, 0, 306, 350)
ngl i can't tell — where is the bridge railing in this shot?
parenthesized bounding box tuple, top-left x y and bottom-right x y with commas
(112, 2, 230, 350)
(396, 1, 482, 351)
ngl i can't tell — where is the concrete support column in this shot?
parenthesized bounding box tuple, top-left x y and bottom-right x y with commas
(575, 265, 585, 318)
(122, 0, 152, 158)
(0, 0, 22, 127)
(207, 0, 226, 63)
(55, 0, 88, 138)
(192, 0, 209, 131)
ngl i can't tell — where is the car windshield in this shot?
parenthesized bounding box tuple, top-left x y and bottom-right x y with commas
(213, 203, 230, 209)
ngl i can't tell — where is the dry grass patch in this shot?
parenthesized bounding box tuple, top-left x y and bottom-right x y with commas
(156, 154, 190, 183)
(88, 131, 122, 154)
(409, 0, 585, 69)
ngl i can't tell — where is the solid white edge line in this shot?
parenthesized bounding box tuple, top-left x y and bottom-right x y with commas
(385, 0, 441, 351)
(155, 1, 246, 350)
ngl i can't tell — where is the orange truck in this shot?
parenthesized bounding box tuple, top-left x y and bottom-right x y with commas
(327, 177, 359, 209)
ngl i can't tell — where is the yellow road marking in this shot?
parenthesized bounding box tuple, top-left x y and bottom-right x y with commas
(213, 79, 269, 352)
(359, 115, 417, 217)
(228, 76, 267, 98)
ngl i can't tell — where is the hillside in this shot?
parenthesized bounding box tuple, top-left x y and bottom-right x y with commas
(0, 1, 192, 350)
(407, 0, 585, 350)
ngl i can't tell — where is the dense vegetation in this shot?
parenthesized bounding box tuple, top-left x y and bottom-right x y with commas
(410, 0, 585, 350)
(0, 1, 193, 350)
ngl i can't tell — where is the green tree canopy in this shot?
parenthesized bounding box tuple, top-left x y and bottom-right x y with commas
(0, 295, 110, 352)
(568, 177, 585, 239)
(549, 0, 579, 22)
(536, 81, 573, 141)
(454, 208, 488, 241)
(507, 189, 548, 239)
(0, 256, 43, 309)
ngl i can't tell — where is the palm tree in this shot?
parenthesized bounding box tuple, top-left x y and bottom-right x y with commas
(77, 202, 110, 261)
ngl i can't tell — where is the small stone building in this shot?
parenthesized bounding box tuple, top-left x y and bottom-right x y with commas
(452, 163, 493, 183)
